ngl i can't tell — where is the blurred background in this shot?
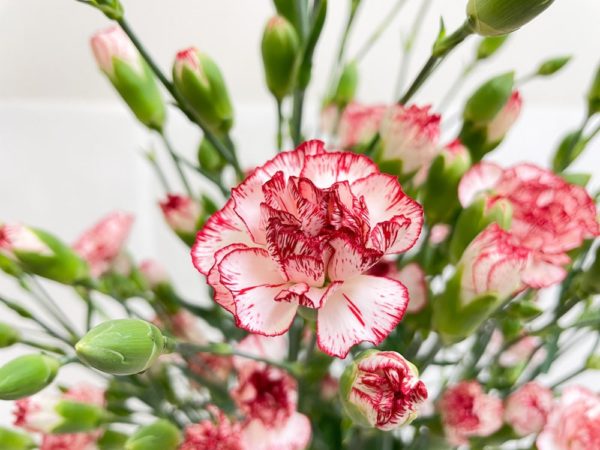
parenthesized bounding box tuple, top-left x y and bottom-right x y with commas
(1, 0, 599, 424)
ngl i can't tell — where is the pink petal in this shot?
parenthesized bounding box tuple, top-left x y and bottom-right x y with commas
(327, 234, 382, 280)
(317, 275, 408, 358)
(397, 263, 428, 313)
(522, 256, 567, 288)
(458, 162, 504, 207)
(300, 152, 379, 189)
(242, 412, 312, 450)
(192, 200, 254, 275)
(218, 248, 286, 293)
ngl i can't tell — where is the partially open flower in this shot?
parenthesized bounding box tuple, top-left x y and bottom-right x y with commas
(192, 140, 423, 358)
(486, 91, 522, 144)
(537, 386, 600, 450)
(159, 194, 202, 244)
(241, 412, 312, 450)
(439, 381, 503, 446)
(336, 103, 386, 149)
(139, 259, 169, 289)
(73, 211, 134, 278)
(459, 162, 600, 287)
(340, 350, 428, 431)
(505, 382, 553, 437)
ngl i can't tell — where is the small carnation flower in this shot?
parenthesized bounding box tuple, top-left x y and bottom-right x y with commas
(159, 194, 201, 235)
(181, 406, 244, 450)
(505, 382, 553, 437)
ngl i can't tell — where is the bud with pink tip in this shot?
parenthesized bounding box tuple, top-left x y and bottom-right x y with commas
(139, 259, 169, 290)
(159, 194, 202, 245)
(439, 381, 503, 446)
(91, 27, 165, 130)
(340, 350, 428, 431)
(504, 382, 553, 437)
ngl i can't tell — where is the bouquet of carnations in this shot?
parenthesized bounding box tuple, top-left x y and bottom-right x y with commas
(1, 0, 600, 449)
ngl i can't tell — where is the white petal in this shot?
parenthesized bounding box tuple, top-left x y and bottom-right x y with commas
(242, 412, 312, 450)
(300, 152, 379, 189)
(458, 162, 503, 207)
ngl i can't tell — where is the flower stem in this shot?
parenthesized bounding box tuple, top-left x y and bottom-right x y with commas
(157, 130, 194, 198)
(438, 60, 477, 112)
(144, 147, 172, 192)
(20, 340, 67, 355)
(276, 98, 284, 152)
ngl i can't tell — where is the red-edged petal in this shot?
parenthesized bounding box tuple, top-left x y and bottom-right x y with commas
(231, 172, 269, 245)
(397, 263, 428, 313)
(218, 247, 286, 293)
(458, 162, 503, 207)
(522, 256, 567, 288)
(327, 234, 383, 280)
(191, 200, 255, 275)
(281, 255, 325, 286)
(206, 243, 248, 313)
(301, 152, 379, 189)
(316, 275, 408, 358)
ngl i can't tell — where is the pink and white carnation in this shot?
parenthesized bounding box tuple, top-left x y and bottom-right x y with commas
(459, 162, 600, 287)
(439, 381, 504, 446)
(73, 211, 134, 277)
(0, 223, 52, 257)
(90, 26, 141, 79)
(537, 386, 600, 450)
(192, 140, 423, 358)
(459, 224, 530, 302)
(486, 91, 522, 144)
(336, 103, 386, 149)
(40, 433, 99, 450)
(504, 382, 553, 437)
(367, 261, 428, 313)
(181, 406, 244, 450)
(241, 412, 312, 450)
(159, 193, 201, 234)
(379, 105, 441, 178)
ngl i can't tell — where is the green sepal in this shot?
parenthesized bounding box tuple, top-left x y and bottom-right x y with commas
(89, 0, 124, 20)
(125, 419, 181, 450)
(506, 300, 543, 320)
(0, 427, 36, 450)
(476, 35, 509, 60)
(332, 61, 359, 108)
(561, 172, 591, 187)
(463, 72, 514, 124)
(52, 400, 107, 434)
(0, 253, 23, 277)
(536, 55, 571, 76)
(98, 429, 130, 450)
(0, 323, 19, 348)
(466, 0, 555, 37)
(198, 137, 227, 174)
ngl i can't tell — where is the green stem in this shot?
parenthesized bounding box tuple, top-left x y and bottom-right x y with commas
(144, 148, 172, 192)
(353, 0, 408, 62)
(291, 88, 306, 146)
(438, 60, 476, 112)
(157, 131, 194, 198)
(21, 340, 67, 355)
(276, 98, 284, 151)
(550, 366, 586, 389)
(177, 156, 229, 197)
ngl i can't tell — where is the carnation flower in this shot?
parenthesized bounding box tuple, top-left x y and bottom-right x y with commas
(241, 412, 312, 450)
(40, 433, 98, 450)
(486, 91, 522, 144)
(159, 194, 201, 234)
(336, 103, 386, 149)
(73, 211, 134, 277)
(192, 140, 423, 358)
(181, 406, 244, 450)
(439, 381, 504, 446)
(537, 386, 600, 450)
(0, 223, 52, 257)
(499, 335, 544, 368)
(459, 162, 600, 287)
(90, 26, 141, 78)
(139, 259, 169, 288)
(505, 382, 553, 436)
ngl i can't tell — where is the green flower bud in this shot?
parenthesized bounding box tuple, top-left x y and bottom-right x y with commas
(340, 350, 427, 431)
(52, 400, 108, 434)
(0, 323, 19, 348)
(332, 61, 359, 108)
(88, 0, 124, 20)
(198, 137, 227, 174)
(536, 55, 571, 77)
(467, 0, 555, 37)
(76, 319, 172, 375)
(273, 0, 301, 33)
(125, 420, 181, 450)
(476, 35, 509, 60)
(0, 427, 36, 450)
(423, 140, 472, 224)
(261, 16, 301, 100)
(91, 27, 166, 131)
(98, 429, 130, 450)
(173, 48, 234, 135)
(586, 354, 600, 370)
(587, 63, 600, 116)
(0, 354, 59, 400)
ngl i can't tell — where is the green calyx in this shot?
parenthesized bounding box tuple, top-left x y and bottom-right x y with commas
(476, 35, 509, 60)
(125, 419, 181, 450)
(52, 400, 108, 434)
(0, 427, 36, 450)
(89, 0, 124, 20)
(467, 0, 555, 36)
(0, 323, 20, 348)
(75, 319, 172, 375)
(261, 16, 301, 100)
(0, 354, 60, 400)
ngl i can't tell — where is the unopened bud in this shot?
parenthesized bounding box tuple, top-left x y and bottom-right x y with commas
(125, 419, 181, 450)
(0, 354, 59, 400)
(467, 0, 555, 37)
(173, 48, 234, 134)
(88, 0, 124, 20)
(0, 323, 19, 348)
(340, 350, 427, 431)
(91, 27, 165, 130)
(198, 137, 227, 174)
(0, 427, 36, 450)
(76, 319, 173, 375)
(332, 62, 359, 108)
(476, 35, 509, 60)
(159, 194, 202, 245)
(261, 16, 300, 100)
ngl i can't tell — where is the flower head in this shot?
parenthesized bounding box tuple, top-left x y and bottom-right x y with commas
(336, 103, 386, 149)
(537, 386, 600, 450)
(241, 412, 312, 450)
(499, 335, 544, 367)
(341, 350, 428, 431)
(139, 259, 169, 289)
(192, 140, 423, 358)
(181, 407, 244, 450)
(439, 381, 503, 446)
(73, 212, 134, 277)
(91, 26, 141, 78)
(159, 194, 201, 235)
(505, 382, 553, 436)
(40, 433, 98, 450)
(0, 223, 52, 257)
(459, 162, 600, 287)
(487, 91, 522, 143)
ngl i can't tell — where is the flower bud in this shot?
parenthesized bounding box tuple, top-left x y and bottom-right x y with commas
(536, 55, 571, 77)
(423, 140, 471, 224)
(587, 63, 600, 116)
(88, 0, 124, 20)
(0, 354, 59, 400)
(261, 16, 300, 100)
(173, 48, 234, 134)
(0, 427, 36, 450)
(504, 382, 553, 436)
(340, 350, 428, 431)
(273, 0, 301, 33)
(466, 0, 555, 37)
(91, 27, 166, 130)
(98, 429, 129, 449)
(0, 223, 89, 284)
(125, 419, 181, 450)
(198, 137, 227, 174)
(332, 61, 359, 108)
(75, 319, 173, 375)
(476, 35, 509, 60)
(0, 323, 19, 348)
(159, 194, 202, 245)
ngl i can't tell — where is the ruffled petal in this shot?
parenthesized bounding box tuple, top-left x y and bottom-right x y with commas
(317, 275, 408, 358)
(327, 234, 382, 280)
(191, 200, 255, 275)
(219, 247, 286, 293)
(241, 412, 312, 450)
(301, 152, 379, 189)
(207, 243, 249, 313)
(522, 256, 567, 288)
(458, 162, 503, 207)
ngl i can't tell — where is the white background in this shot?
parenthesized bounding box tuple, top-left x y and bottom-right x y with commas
(1, 0, 599, 428)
